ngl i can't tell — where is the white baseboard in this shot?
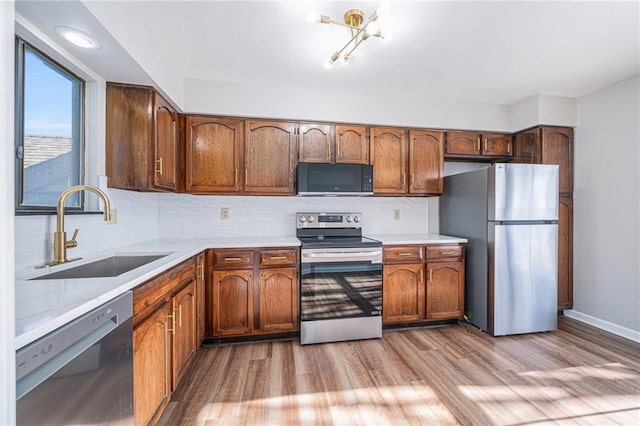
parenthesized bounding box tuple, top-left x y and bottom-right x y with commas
(563, 310, 640, 343)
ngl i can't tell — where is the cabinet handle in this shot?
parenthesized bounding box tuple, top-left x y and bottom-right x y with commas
(429, 269, 433, 283)
(176, 305, 182, 328)
(476, 137, 480, 152)
(224, 257, 243, 261)
(507, 141, 511, 153)
(397, 253, 413, 257)
(168, 313, 175, 334)
(269, 256, 287, 260)
(156, 157, 163, 175)
(245, 169, 248, 185)
(484, 138, 487, 152)
(439, 251, 458, 255)
(235, 168, 238, 185)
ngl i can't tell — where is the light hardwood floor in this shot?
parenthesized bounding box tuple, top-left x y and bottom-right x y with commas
(158, 317, 640, 425)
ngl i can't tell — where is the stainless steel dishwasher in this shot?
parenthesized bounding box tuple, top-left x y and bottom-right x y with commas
(16, 291, 134, 425)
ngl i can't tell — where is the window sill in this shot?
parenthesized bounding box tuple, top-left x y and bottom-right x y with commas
(15, 210, 104, 217)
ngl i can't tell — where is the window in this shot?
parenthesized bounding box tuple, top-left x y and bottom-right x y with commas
(14, 37, 84, 213)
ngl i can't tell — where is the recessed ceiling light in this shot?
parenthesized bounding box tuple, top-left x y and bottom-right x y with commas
(54, 26, 102, 50)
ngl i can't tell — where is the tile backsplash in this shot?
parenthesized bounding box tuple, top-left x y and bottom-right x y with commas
(15, 189, 433, 270)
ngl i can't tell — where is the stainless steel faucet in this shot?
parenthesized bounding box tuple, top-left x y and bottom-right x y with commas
(39, 185, 112, 268)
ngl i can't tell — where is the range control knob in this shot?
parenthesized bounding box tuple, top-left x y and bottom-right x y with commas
(307, 216, 315, 223)
(353, 215, 360, 223)
(298, 216, 306, 223)
(346, 216, 352, 223)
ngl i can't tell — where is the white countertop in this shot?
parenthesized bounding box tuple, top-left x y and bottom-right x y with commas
(371, 233, 468, 245)
(15, 233, 465, 349)
(15, 236, 299, 349)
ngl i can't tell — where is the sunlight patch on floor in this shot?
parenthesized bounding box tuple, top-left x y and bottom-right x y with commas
(520, 362, 638, 381)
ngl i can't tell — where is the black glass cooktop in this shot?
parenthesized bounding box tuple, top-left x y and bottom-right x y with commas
(298, 235, 381, 249)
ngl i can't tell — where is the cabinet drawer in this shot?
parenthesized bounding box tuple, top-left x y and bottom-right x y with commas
(426, 245, 463, 260)
(213, 250, 254, 269)
(383, 246, 423, 263)
(259, 249, 298, 267)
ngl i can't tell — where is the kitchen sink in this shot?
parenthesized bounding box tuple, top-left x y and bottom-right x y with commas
(30, 253, 171, 280)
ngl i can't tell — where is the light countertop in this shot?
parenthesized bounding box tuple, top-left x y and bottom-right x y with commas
(371, 233, 468, 245)
(15, 233, 465, 349)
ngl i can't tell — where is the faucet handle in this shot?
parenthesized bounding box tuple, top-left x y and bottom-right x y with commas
(66, 228, 79, 249)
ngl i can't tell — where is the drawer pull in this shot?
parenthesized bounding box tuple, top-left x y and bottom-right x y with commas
(224, 257, 243, 261)
(269, 256, 288, 260)
(397, 253, 414, 257)
(439, 251, 459, 255)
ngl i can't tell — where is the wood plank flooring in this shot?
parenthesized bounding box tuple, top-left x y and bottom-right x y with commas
(158, 317, 640, 425)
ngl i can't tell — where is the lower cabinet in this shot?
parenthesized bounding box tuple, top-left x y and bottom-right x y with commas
(132, 257, 200, 426)
(210, 247, 299, 338)
(383, 243, 465, 325)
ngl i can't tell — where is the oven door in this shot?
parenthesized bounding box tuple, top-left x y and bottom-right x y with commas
(300, 247, 382, 322)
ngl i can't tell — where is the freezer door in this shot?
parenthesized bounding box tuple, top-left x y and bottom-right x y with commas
(489, 164, 559, 221)
(489, 223, 558, 336)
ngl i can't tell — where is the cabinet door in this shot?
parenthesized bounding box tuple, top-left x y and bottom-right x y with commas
(259, 267, 299, 333)
(426, 262, 464, 319)
(245, 120, 297, 194)
(541, 127, 573, 195)
(558, 196, 573, 309)
(212, 270, 253, 336)
(172, 281, 197, 389)
(133, 302, 171, 426)
(336, 125, 369, 164)
(196, 253, 205, 345)
(383, 263, 425, 324)
(482, 133, 512, 157)
(370, 127, 407, 194)
(298, 123, 334, 163)
(153, 93, 179, 191)
(512, 128, 541, 164)
(185, 116, 243, 193)
(409, 129, 444, 195)
(106, 84, 153, 190)
(446, 131, 480, 156)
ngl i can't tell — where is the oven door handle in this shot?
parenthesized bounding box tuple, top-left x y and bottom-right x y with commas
(302, 250, 382, 263)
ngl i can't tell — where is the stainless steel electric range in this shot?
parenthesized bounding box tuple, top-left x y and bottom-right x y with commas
(297, 212, 383, 345)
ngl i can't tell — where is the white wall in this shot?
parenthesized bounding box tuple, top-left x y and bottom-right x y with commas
(511, 94, 578, 131)
(1, 1, 16, 423)
(158, 194, 431, 238)
(184, 78, 513, 132)
(573, 75, 640, 333)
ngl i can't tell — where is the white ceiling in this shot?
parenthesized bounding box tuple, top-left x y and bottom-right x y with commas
(15, 1, 640, 107)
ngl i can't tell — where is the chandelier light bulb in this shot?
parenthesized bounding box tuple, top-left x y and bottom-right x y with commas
(366, 21, 380, 36)
(306, 11, 319, 24)
(340, 56, 350, 66)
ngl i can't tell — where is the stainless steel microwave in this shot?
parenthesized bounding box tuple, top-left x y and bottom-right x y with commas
(297, 163, 374, 196)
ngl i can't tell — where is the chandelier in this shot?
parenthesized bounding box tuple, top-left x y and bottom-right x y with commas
(308, 3, 391, 68)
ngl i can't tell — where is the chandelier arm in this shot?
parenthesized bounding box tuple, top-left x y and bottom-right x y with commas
(343, 34, 367, 60)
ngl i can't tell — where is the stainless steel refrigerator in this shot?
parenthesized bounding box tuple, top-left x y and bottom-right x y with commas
(440, 164, 559, 336)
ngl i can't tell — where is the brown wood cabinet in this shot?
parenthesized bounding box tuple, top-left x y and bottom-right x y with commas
(558, 195, 573, 310)
(132, 258, 199, 426)
(336, 125, 370, 164)
(370, 127, 408, 194)
(513, 126, 574, 309)
(209, 247, 299, 338)
(445, 131, 512, 159)
(425, 245, 465, 319)
(185, 116, 244, 193)
(409, 129, 444, 195)
(245, 120, 297, 194)
(382, 244, 465, 325)
(106, 83, 179, 192)
(298, 123, 335, 163)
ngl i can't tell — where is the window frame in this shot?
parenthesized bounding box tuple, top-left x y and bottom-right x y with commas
(14, 36, 86, 215)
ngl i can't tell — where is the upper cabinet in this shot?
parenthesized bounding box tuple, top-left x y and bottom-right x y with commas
(336, 125, 370, 164)
(445, 131, 512, 159)
(245, 120, 298, 195)
(185, 116, 244, 194)
(370, 127, 408, 194)
(513, 126, 573, 195)
(106, 83, 179, 192)
(408, 129, 444, 195)
(297, 124, 369, 164)
(298, 123, 335, 163)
